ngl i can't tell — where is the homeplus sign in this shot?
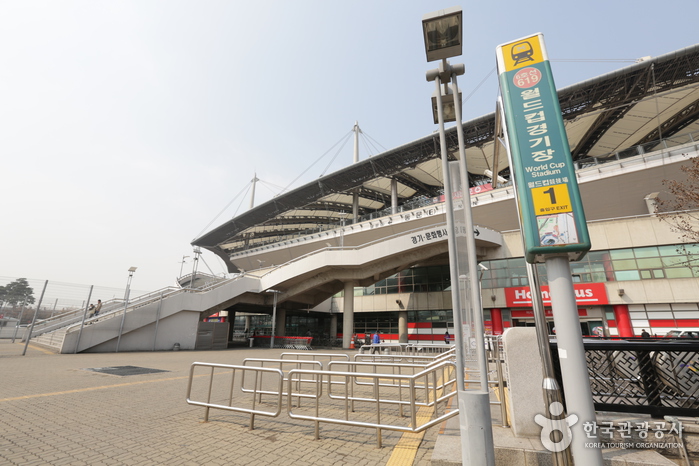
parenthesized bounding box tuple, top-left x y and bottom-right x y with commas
(496, 33, 590, 263)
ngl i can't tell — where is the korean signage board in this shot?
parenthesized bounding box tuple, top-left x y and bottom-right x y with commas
(505, 282, 608, 307)
(496, 33, 590, 263)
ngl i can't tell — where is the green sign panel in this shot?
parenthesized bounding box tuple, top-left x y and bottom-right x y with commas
(496, 33, 590, 263)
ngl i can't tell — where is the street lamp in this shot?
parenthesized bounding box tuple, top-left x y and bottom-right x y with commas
(116, 266, 137, 352)
(422, 7, 462, 62)
(423, 7, 494, 466)
(179, 255, 190, 279)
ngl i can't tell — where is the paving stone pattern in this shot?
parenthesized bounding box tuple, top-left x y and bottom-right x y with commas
(0, 341, 439, 465)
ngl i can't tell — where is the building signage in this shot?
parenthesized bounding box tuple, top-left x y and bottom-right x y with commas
(505, 282, 608, 307)
(496, 33, 590, 263)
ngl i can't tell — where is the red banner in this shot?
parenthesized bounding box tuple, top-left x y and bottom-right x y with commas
(505, 282, 608, 307)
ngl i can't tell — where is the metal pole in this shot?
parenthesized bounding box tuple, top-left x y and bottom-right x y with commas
(74, 285, 94, 354)
(493, 98, 573, 466)
(270, 291, 278, 349)
(546, 255, 602, 465)
(190, 249, 199, 290)
(450, 70, 495, 466)
(433, 75, 466, 391)
(526, 263, 572, 465)
(498, 96, 571, 464)
(116, 270, 134, 353)
(50, 298, 58, 318)
(452, 73, 489, 392)
(12, 298, 27, 343)
(23, 280, 48, 356)
(250, 174, 259, 209)
(179, 255, 189, 279)
(152, 292, 164, 351)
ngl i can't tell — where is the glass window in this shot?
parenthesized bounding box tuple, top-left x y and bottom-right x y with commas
(610, 249, 635, 259)
(634, 247, 659, 258)
(662, 256, 687, 267)
(658, 245, 683, 256)
(615, 270, 640, 281)
(612, 259, 637, 271)
(636, 258, 662, 268)
(652, 269, 665, 279)
(665, 268, 693, 279)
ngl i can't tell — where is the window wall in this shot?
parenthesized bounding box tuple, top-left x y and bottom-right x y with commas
(479, 244, 699, 289)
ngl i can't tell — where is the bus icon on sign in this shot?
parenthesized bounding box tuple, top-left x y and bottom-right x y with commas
(511, 41, 534, 66)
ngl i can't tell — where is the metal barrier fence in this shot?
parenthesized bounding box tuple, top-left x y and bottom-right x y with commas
(358, 342, 454, 355)
(550, 339, 699, 418)
(186, 355, 458, 447)
(252, 335, 313, 349)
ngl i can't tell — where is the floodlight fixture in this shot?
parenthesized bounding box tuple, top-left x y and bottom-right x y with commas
(431, 90, 461, 123)
(422, 6, 463, 62)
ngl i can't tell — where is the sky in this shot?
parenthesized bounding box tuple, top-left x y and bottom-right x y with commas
(1, 0, 698, 294)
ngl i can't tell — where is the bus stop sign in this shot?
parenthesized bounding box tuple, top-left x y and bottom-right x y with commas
(496, 33, 590, 263)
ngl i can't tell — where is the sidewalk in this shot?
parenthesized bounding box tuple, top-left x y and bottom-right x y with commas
(0, 341, 437, 465)
(430, 392, 688, 465)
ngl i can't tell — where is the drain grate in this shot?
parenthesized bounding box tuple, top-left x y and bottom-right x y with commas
(84, 365, 169, 377)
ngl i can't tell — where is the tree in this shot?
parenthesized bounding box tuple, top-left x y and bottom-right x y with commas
(656, 155, 699, 243)
(3, 278, 35, 307)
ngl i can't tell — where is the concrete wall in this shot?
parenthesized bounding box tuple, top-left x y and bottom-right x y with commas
(85, 311, 201, 352)
(502, 327, 547, 438)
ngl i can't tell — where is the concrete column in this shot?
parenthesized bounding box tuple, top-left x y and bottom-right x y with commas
(391, 178, 398, 214)
(490, 308, 503, 335)
(275, 308, 286, 337)
(330, 314, 338, 341)
(398, 311, 408, 343)
(342, 281, 356, 348)
(613, 304, 633, 337)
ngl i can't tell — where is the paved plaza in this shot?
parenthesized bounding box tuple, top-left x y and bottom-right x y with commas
(0, 341, 439, 465)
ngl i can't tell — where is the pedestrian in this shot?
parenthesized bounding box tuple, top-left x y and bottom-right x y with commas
(93, 299, 102, 317)
(641, 329, 650, 339)
(88, 304, 96, 318)
(371, 331, 381, 354)
(444, 330, 451, 344)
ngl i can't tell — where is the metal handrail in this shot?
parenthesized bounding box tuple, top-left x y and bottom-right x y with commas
(280, 352, 350, 362)
(186, 356, 458, 448)
(286, 360, 458, 448)
(186, 362, 285, 429)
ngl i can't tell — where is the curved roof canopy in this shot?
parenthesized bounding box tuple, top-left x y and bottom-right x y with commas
(195, 44, 699, 267)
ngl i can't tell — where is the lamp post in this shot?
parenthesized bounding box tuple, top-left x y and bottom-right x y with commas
(179, 255, 190, 279)
(423, 8, 494, 465)
(116, 266, 137, 352)
(190, 247, 201, 290)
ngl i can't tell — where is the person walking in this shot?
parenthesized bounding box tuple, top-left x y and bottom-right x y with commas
(444, 330, 451, 344)
(371, 331, 381, 354)
(641, 329, 651, 339)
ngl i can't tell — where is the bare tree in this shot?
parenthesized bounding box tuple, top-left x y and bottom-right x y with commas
(656, 155, 699, 242)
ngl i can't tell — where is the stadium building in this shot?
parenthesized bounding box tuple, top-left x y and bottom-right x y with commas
(191, 44, 699, 346)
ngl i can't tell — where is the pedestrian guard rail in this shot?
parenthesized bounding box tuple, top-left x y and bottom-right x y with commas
(251, 335, 313, 350)
(358, 342, 453, 355)
(186, 351, 458, 447)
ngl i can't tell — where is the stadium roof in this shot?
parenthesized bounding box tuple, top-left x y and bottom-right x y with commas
(194, 44, 699, 266)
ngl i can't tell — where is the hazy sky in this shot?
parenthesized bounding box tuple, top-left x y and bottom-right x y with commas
(2, 0, 697, 292)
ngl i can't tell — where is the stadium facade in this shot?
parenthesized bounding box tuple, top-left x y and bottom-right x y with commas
(193, 44, 699, 345)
